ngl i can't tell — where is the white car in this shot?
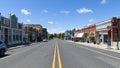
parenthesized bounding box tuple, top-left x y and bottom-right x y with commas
(0, 41, 7, 56)
(42, 39, 48, 42)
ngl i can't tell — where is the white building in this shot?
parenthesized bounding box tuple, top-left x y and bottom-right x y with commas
(96, 19, 111, 46)
(0, 13, 23, 47)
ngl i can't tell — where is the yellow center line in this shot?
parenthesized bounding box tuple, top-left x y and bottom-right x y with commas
(56, 41, 63, 68)
(52, 43, 57, 68)
(52, 41, 62, 68)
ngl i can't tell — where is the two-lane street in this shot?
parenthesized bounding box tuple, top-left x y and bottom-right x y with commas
(0, 39, 120, 68)
(0, 40, 55, 68)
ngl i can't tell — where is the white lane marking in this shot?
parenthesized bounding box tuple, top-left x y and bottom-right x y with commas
(79, 45, 120, 60)
(0, 45, 40, 61)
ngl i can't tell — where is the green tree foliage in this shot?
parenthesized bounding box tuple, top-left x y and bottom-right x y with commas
(49, 33, 65, 39)
(49, 34, 54, 39)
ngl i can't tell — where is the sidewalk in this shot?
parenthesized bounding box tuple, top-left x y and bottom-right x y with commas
(8, 42, 38, 50)
(67, 40, 120, 53)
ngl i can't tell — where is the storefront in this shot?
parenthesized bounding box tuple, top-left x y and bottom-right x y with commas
(74, 32, 84, 42)
(96, 19, 111, 45)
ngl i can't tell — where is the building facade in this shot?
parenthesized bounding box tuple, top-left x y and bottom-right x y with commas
(65, 30, 75, 40)
(74, 17, 120, 49)
(0, 13, 23, 47)
(23, 25, 39, 43)
(74, 24, 96, 43)
(25, 24, 43, 41)
(111, 17, 120, 49)
(96, 19, 111, 45)
(42, 28, 48, 40)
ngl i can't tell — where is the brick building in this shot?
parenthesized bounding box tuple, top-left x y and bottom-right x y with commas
(74, 24, 96, 43)
(111, 17, 120, 49)
(42, 28, 48, 40)
(25, 24, 48, 41)
(25, 24, 43, 41)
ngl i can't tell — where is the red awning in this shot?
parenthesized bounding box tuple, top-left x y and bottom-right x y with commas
(101, 29, 110, 32)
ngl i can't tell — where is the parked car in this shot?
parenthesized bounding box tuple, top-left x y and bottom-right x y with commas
(42, 39, 48, 42)
(0, 41, 7, 56)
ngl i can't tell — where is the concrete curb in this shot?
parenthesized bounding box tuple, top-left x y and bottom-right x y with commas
(8, 45, 25, 50)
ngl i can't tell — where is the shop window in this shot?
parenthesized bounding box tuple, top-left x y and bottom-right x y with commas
(1, 35, 3, 40)
(20, 36, 22, 41)
(9, 35, 11, 42)
(16, 35, 18, 41)
(104, 35, 108, 43)
(13, 35, 15, 41)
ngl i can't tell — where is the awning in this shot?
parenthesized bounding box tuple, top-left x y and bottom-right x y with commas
(74, 33, 84, 38)
(100, 29, 110, 32)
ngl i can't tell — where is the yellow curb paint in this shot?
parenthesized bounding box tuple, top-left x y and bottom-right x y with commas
(52, 43, 57, 68)
(56, 41, 63, 68)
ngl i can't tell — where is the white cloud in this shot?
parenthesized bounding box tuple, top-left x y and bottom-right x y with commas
(48, 21, 54, 24)
(48, 27, 65, 34)
(41, 10, 48, 13)
(89, 19, 95, 23)
(76, 8, 93, 14)
(26, 19, 31, 22)
(60, 10, 70, 15)
(101, 0, 106, 4)
(21, 9, 31, 15)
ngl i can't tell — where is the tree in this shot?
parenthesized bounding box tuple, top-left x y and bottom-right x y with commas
(49, 34, 54, 39)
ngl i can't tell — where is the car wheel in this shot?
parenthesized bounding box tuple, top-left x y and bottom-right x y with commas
(0, 49, 5, 56)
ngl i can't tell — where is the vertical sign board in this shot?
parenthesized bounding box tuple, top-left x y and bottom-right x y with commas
(111, 17, 120, 41)
(118, 19, 120, 41)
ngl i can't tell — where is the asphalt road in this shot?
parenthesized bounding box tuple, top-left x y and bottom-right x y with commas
(0, 39, 120, 68)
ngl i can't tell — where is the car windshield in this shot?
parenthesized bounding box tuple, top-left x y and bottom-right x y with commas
(0, 0, 120, 68)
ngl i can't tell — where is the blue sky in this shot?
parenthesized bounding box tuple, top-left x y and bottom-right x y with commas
(0, 0, 120, 33)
